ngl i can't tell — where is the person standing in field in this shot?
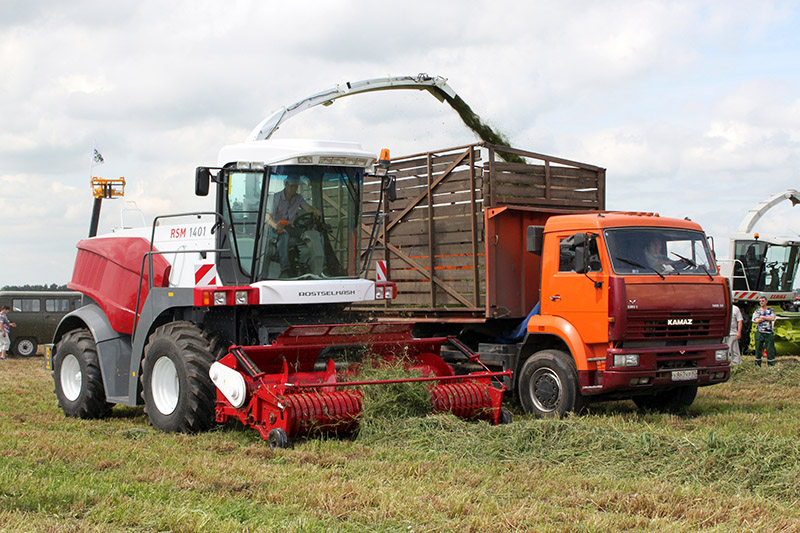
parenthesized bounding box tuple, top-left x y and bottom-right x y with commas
(752, 297, 777, 367)
(0, 305, 16, 360)
(726, 304, 743, 365)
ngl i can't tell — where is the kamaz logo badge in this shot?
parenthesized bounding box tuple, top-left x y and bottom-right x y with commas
(667, 318, 693, 326)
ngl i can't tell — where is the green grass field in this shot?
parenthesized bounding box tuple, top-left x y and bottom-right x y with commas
(1, 356, 799, 532)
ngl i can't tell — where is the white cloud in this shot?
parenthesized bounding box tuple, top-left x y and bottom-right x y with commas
(1, 0, 800, 284)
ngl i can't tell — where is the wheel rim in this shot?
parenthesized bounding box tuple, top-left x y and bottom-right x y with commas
(530, 367, 562, 413)
(17, 339, 34, 356)
(151, 356, 179, 415)
(60, 353, 83, 402)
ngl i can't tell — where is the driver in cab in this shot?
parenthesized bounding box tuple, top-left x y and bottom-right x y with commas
(264, 175, 323, 278)
(644, 237, 680, 272)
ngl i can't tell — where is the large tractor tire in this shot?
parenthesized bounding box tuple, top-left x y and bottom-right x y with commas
(141, 321, 217, 433)
(518, 349, 585, 418)
(633, 385, 698, 413)
(53, 329, 112, 419)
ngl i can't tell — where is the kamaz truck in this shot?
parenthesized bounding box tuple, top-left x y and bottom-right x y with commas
(353, 142, 732, 416)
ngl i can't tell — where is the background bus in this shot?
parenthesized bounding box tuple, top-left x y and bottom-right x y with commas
(0, 291, 82, 357)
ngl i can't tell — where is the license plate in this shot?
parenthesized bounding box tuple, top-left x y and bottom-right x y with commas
(671, 369, 697, 381)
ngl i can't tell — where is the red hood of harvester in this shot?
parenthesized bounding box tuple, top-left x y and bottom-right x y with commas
(68, 236, 172, 335)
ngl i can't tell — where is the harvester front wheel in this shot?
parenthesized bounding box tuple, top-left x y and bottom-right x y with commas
(141, 322, 216, 433)
(53, 329, 112, 419)
(518, 349, 584, 418)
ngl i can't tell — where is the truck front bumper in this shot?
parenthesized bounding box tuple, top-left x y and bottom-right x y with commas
(579, 343, 730, 395)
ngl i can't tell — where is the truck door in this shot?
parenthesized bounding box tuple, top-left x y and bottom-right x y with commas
(544, 233, 609, 344)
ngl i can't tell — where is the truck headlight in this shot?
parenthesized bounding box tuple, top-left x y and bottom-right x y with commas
(715, 349, 730, 362)
(614, 354, 640, 367)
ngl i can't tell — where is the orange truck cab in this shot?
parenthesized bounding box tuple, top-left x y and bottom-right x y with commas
(512, 211, 730, 416)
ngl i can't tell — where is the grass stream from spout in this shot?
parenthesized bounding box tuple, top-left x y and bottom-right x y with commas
(1, 356, 799, 531)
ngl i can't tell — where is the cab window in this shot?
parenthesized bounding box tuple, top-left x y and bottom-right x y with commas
(12, 298, 41, 312)
(558, 234, 602, 273)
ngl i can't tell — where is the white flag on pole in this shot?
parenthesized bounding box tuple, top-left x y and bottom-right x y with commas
(92, 141, 105, 167)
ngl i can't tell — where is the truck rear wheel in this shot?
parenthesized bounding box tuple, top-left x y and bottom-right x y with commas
(518, 349, 585, 418)
(53, 329, 112, 419)
(633, 385, 698, 413)
(141, 321, 216, 433)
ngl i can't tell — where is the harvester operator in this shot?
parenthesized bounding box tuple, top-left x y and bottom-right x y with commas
(264, 175, 323, 278)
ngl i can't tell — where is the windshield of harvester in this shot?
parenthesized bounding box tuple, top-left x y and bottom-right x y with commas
(732, 240, 800, 292)
(223, 164, 362, 280)
(605, 228, 716, 276)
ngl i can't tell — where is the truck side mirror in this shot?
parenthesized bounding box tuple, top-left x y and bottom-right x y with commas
(195, 167, 211, 196)
(526, 226, 544, 255)
(572, 233, 590, 273)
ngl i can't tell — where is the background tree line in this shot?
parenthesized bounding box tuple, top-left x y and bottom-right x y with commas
(1, 284, 69, 291)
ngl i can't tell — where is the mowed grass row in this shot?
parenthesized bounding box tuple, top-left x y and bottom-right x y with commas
(1, 357, 799, 532)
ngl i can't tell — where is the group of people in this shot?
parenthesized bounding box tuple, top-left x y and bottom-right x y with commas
(726, 296, 777, 367)
(0, 305, 16, 360)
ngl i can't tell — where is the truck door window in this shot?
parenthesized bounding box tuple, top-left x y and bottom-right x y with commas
(559, 237, 575, 272)
(559, 234, 602, 273)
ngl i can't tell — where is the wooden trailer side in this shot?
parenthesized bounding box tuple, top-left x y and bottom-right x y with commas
(354, 142, 605, 320)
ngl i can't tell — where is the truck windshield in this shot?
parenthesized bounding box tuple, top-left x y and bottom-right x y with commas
(605, 228, 715, 276)
(732, 240, 800, 292)
(223, 164, 362, 280)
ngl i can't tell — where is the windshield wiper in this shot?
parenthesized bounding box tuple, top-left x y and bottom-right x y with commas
(615, 257, 665, 280)
(670, 252, 714, 280)
(614, 257, 667, 279)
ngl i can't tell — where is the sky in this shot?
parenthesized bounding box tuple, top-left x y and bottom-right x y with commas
(1, 0, 800, 286)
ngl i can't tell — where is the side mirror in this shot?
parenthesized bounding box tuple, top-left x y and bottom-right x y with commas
(526, 226, 544, 255)
(195, 167, 211, 196)
(384, 176, 397, 202)
(572, 233, 590, 273)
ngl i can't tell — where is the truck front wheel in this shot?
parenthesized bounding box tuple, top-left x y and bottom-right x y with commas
(53, 329, 112, 419)
(518, 349, 585, 418)
(141, 322, 217, 433)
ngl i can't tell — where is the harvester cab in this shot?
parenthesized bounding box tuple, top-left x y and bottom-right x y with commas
(721, 189, 800, 307)
(720, 189, 800, 352)
(194, 139, 386, 300)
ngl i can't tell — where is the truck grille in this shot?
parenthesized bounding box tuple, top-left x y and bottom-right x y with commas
(625, 309, 727, 342)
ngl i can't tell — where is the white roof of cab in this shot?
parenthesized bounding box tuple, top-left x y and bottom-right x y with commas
(217, 139, 375, 168)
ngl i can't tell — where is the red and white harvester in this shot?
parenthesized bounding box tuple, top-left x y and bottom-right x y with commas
(49, 75, 510, 447)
